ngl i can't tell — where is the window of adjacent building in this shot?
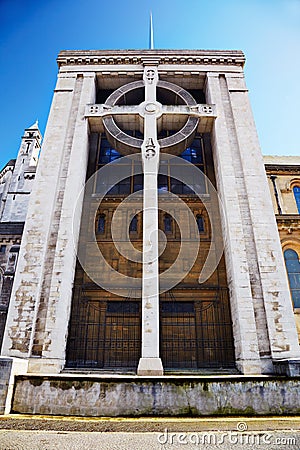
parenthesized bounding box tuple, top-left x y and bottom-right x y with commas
(0, 245, 6, 254)
(5, 246, 19, 274)
(284, 249, 300, 308)
(293, 186, 300, 214)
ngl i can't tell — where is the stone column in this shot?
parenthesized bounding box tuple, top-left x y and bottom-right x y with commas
(225, 73, 300, 374)
(205, 73, 262, 374)
(137, 66, 163, 375)
(2, 72, 96, 375)
(28, 73, 96, 373)
(1, 72, 78, 361)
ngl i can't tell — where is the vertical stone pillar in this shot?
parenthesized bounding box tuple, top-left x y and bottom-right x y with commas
(2, 72, 96, 374)
(29, 73, 96, 372)
(1, 72, 78, 361)
(225, 74, 300, 371)
(205, 73, 262, 374)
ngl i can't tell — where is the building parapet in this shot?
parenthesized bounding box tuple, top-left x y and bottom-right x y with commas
(57, 49, 245, 68)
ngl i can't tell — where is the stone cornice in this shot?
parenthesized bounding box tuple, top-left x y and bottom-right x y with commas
(265, 164, 300, 174)
(57, 50, 245, 68)
(0, 237, 21, 244)
(276, 215, 300, 230)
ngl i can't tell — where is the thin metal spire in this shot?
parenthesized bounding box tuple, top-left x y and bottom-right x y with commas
(149, 11, 154, 49)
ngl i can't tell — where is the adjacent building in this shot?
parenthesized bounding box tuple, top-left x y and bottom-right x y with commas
(265, 156, 300, 338)
(0, 122, 41, 348)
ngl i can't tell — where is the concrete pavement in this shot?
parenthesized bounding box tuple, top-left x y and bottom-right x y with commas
(0, 415, 300, 450)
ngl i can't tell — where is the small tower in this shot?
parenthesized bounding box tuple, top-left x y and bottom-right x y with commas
(0, 121, 42, 222)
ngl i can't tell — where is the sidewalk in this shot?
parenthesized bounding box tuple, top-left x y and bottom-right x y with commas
(1, 415, 300, 450)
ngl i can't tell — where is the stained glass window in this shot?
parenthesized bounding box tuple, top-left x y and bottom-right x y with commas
(284, 249, 300, 308)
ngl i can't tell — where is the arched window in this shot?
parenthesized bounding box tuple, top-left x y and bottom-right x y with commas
(293, 186, 300, 213)
(284, 249, 300, 308)
(97, 214, 105, 234)
(164, 214, 172, 234)
(196, 214, 204, 232)
(129, 215, 138, 233)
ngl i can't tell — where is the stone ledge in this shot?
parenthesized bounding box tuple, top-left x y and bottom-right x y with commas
(11, 375, 300, 417)
(27, 373, 273, 380)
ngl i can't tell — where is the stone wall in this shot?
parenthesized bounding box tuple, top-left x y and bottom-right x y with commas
(11, 375, 300, 416)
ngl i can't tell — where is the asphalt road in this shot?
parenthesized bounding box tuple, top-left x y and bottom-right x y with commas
(1, 429, 299, 450)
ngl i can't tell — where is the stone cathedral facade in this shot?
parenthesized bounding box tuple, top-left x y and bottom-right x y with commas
(0, 49, 300, 416)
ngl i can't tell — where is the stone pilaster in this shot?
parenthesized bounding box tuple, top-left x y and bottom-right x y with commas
(205, 73, 262, 374)
(28, 73, 96, 373)
(1, 73, 78, 361)
(225, 74, 300, 369)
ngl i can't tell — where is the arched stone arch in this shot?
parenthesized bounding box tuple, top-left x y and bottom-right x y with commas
(282, 238, 300, 259)
(289, 180, 300, 214)
(289, 178, 300, 190)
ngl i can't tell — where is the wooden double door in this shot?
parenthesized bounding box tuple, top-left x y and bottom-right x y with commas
(66, 290, 235, 371)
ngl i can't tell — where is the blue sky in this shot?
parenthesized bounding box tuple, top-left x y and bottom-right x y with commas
(0, 0, 299, 169)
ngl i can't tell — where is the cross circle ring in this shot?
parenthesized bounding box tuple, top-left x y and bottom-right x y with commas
(102, 79, 199, 155)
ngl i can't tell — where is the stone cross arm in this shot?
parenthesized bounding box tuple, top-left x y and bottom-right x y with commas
(85, 102, 216, 135)
(85, 103, 216, 119)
